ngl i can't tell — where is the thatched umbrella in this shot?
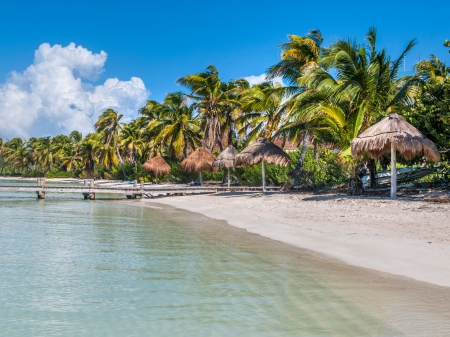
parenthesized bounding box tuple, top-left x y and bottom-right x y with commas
(235, 138, 291, 191)
(180, 147, 216, 186)
(213, 145, 238, 188)
(351, 113, 440, 199)
(142, 156, 171, 184)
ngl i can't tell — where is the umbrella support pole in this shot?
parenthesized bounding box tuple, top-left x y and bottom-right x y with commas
(156, 173, 158, 184)
(228, 167, 230, 188)
(391, 143, 397, 199)
(262, 159, 266, 192)
(200, 171, 203, 186)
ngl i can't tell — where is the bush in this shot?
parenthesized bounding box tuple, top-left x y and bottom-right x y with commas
(45, 169, 74, 178)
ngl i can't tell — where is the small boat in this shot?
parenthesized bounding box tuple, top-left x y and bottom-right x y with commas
(362, 166, 439, 187)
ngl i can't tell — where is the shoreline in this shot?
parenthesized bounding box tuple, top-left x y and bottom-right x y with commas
(137, 191, 450, 287)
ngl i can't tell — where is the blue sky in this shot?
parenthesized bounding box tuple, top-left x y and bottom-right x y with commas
(0, 0, 449, 138)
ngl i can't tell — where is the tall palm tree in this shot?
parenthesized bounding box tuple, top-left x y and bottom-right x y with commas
(279, 27, 417, 189)
(94, 109, 127, 180)
(177, 65, 227, 152)
(219, 79, 250, 146)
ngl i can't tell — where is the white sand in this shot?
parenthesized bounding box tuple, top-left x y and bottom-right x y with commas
(140, 191, 450, 287)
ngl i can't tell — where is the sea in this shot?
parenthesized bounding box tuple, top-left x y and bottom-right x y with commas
(1, 179, 450, 336)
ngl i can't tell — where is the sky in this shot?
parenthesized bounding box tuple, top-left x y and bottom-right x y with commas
(0, 0, 449, 139)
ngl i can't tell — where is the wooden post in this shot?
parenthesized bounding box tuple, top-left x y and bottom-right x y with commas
(391, 142, 397, 199)
(228, 167, 230, 188)
(140, 181, 144, 190)
(262, 159, 266, 192)
(133, 180, 137, 188)
(155, 173, 158, 184)
(199, 171, 203, 186)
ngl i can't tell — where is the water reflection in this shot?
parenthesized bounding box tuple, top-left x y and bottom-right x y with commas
(0, 195, 449, 336)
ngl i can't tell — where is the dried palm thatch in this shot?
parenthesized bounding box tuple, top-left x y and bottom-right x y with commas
(180, 147, 216, 186)
(235, 138, 291, 191)
(142, 156, 171, 176)
(351, 113, 440, 199)
(212, 145, 238, 168)
(351, 113, 440, 162)
(180, 147, 216, 173)
(235, 138, 291, 167)
(213, 145, 238, 188)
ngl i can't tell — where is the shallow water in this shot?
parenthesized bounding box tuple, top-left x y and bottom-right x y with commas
(1, 183, 450, 336)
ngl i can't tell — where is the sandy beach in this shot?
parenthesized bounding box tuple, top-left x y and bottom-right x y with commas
(140, 191, 450, 287)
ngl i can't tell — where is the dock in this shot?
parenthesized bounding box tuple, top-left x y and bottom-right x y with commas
(0, 182, 279, 200)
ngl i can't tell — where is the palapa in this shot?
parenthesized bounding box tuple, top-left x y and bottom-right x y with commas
(351, 113, 440, 199)
(235, 138, 291, 191)
(213, 145, 238, 188)
(180, 147, 216, 186)
(142, 156, 171, 183)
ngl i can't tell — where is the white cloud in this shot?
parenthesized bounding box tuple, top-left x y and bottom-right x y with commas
(243, 73, 284, 86)
(0, 43, 149, 139)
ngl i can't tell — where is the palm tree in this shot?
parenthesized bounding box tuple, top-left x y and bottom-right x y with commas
(278, 28, 418, 189)
(4, 138, 28, 174)
(0, 138, 5, 175)
(119, 121, 146, 177)
(177, 65, 227, 152)
(237, 81, 286, 144)
(267, 29, 326, 172)
(267, 29, 325, 85)
(219, 79, 250, 146)
(94, 109, 127, 180)
(148, 92, 202, 159)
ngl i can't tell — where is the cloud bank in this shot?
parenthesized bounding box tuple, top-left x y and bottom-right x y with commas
(0, 43, 149, 139)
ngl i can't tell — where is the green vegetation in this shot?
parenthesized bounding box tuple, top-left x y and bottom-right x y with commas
(0, 28, 448, 189)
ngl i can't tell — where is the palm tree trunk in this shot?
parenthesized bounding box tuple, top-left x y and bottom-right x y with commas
(116, 147, 127, 181)
(313, 140, 319, 160)
(295, 131, 309, 171)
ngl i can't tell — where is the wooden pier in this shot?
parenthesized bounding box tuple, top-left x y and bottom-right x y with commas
(0, 183, 279, 200)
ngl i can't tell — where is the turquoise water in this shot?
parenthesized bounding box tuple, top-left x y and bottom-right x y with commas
(1, 183, 450, 336)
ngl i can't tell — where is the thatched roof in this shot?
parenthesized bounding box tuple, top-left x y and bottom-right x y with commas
(212, 145, 238, 168)
(180, 147, 216, 172)
(351, 113, 440, 162)
(235, 138, 291, 167)
(142, 156, 171, 175)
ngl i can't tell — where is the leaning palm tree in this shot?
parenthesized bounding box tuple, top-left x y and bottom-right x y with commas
(94, 109, 127, 180)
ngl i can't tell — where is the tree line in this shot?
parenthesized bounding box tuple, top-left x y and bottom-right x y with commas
(1, 28, 449, 187)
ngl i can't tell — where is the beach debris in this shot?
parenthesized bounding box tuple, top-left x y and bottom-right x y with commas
(423, 195, 450, 204)
(351, 113, 440, 199)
